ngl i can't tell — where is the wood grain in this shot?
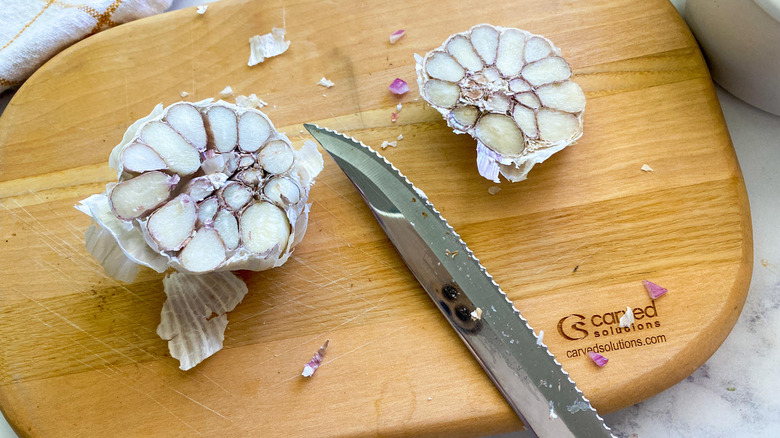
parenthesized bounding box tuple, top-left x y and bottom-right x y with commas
(0, 0, 751, 436)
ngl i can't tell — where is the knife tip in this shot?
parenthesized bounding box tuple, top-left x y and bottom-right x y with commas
(303, 123, 321, 136)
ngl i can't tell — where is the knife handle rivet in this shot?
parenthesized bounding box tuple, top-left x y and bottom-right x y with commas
(455, 306, 471, 322)
(442, 285, 459, 301)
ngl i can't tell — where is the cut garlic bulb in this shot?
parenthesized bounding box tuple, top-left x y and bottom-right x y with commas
(77, 99, 324, 370)
(80, 99, 323, 276)
(415, 24, 585, 182)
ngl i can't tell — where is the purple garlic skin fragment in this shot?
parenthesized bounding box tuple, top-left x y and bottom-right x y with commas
(415, 24, 585, 183)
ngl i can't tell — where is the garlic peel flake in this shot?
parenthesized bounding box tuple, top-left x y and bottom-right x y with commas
(416, 24, 585, 183)
(248, 28, 290, 66)
(317, 77, 334, 88)
(157, 271, 248, 371)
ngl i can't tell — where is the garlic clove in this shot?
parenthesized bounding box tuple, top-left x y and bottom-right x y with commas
(120, 141, 167, 173)
(164, 103, 207, 152)
(470, 25, 499, 65)
(197, 196, 219, 225)
(257, 139, 295, 174)
(475, 114, 525, 157)
(423, 79, 461, 109)
(509, 78, 532, 93)
(425, 52, 466, 83)
(485, 92, 511, 113)
(109, 171, 178, 220)
(512, 104, 539, 139)
(537, 108, 580, 143)
(515, 92, 541, 109)
(237, 111, 272, 152)
(146, 194, 197, 251)
(213, 208, 240, 250)
(221, 151, 240, 175)
(496, 28, 527, 77)
(179, 227, 227, 273)
(449, 105, 480, 131)
(234, 168, 263, 188)
(200, 151, 226, 174)
(263, 176, 302, 207)
(536, 81, 586, 113)
(239, 201, 290, 254)
(183, 174, 227, 202)
(446, 35, 483, 72)
(237, 154, 255, 169)
(219, 181, 253, 211)
(521, 56, 571, 87)
(205, 105, 238, 153)
(482, 66, 502, 83)
(138, 122, 201, 176)
(524, 36, 553, 63)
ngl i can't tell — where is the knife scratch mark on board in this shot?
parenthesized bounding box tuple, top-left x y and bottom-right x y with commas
(28, 315, 206, 432)
(33, 259, 90, 286)
(319, 177, 366, 213)
(5, 199, 152, 304)
(246, 296, 390, 371)
(88, 365, 207, 435)
(574, 247, 602, 271)
(167, 387, 231, 421)
(61, 303, 235, 396)
(533, 241, 588, 275)
(323, 325, 408, 366)
(2, 202, 70, 259)
(31, 192, 85, 242)
(194, 371, 233, 397)
(23, 312, 206, 435)
(289, 253, 373, 305)
(28, 301, 235, 423)
(14, 287, 143, 366)
(4, 198, 132, 295)
(232, 292, 311, 324)
(123, 73, 129, 117)
(313, 194, 352, 228)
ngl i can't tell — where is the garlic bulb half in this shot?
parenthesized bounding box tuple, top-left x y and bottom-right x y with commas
(78, 99, 323, 278)
(415, 24, 585, 183)
(76, 100, 323, 370)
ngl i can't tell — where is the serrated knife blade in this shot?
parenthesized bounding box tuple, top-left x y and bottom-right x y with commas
(304, 124, 614, 438)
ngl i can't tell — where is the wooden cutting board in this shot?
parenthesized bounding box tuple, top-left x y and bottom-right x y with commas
(0, 0, 752, 436)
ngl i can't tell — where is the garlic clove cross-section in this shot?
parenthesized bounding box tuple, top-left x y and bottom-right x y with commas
(77, 99, 324, 370)
(416, 24, 585, 183)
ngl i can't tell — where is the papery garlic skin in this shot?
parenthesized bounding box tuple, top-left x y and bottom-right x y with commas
(416, 24, 585, 183)
(79, 99, 323, 278)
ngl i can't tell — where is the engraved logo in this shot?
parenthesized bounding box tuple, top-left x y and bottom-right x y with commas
(556, 300, 662, 341)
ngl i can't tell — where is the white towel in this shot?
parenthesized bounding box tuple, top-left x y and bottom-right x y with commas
(0, 0, 172, 94)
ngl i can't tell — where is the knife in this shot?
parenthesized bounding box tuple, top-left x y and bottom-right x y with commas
(304, 124, 614, 438)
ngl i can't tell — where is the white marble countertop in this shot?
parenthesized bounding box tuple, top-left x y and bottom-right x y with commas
(1, 1, 778, 437)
